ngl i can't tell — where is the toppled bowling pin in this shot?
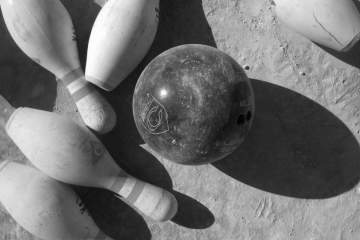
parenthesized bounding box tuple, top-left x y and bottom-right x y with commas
(273, 0, 360, 52)
(0, 0, 116, 133)
(0, 161, 112, 240)
(85, 0, 159, 91)
(0, 96, 177, 222)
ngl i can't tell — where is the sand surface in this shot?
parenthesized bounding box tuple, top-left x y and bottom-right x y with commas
(1, 0, 360, 239)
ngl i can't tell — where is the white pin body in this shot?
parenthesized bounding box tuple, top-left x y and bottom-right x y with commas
(0, 0, 79, 77)
(0, 161, 111, 240)
(86, 0, 160, 91)
(273, 0, 360, 52)
(5, 108, 120, 188)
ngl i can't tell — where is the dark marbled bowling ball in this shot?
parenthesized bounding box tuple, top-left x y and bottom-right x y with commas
(132, 44, 255, 165)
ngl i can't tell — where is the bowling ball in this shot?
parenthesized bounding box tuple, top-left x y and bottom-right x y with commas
(132, 44, 255, 165)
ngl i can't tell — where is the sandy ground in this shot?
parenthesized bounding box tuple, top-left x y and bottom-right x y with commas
(2, 0, 360, 239)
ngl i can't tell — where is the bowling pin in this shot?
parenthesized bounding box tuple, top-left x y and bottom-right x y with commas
(85, 0, 159, 91)
(273, 0, 360, 52)
(0, 161, 112, 240)
(0, 96, 177, 222)
(0, 0, 116, 133)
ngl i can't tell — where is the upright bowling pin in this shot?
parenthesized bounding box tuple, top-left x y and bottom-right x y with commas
(0, 161, 112, 240)
(273, 0, 360, 52)
(0, 96, 177, 222)
(0, 0, 116, 133)
(85, 0, 159, 91)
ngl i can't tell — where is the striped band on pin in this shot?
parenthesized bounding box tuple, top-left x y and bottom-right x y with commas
(110, 176, 146, 204)
(126, 180, 146, 204)
(109, 176, 127, 195)
(61, 68, 95, 102)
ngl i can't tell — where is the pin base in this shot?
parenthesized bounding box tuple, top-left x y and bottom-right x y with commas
(149, 189, 178, 222)
(76, 91, 117, 134)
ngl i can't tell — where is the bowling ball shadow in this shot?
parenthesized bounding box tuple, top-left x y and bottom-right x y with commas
(0, 12, 57, 111)
(75, 186, 152, 240)
(213, 79, 360, 199)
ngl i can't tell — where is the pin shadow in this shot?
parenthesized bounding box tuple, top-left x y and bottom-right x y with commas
(213, 79, 360, 199)
(0, 12, 57, 111)
(74, 186, 151, 240)
(171, 191, 215, 229)
(61, 0, 100, 68)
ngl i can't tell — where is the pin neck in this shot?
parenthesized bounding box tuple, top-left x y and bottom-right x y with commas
(0, 96, 15, 129)
(60, 68, 85, 86)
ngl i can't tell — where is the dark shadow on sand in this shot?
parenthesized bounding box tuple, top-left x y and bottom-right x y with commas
(214, 79, 360, 199)
(74, 186, 151, 240)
